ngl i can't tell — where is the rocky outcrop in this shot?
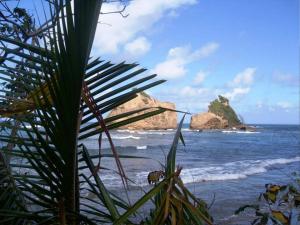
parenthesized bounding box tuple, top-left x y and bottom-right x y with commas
(107, 92, 177, 130)
(190, 95, 241, 130)
(208, 95, 241, 126)
(190, 112, 229, 130)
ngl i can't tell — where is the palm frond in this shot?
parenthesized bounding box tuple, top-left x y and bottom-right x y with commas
(114, 116, 214, 225)
(0, 0, 103, 223)
(0, 1, 169, 224)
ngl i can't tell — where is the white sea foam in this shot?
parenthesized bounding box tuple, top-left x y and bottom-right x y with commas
(116, 129, 136, 134)
(105, 135, 141, 140)
(99, 156, 300, 187)
(221, 130, 236, 133)
(180, 156, 300, 184)
(181, 128, 193, 132)
(236, 131, 260, 134)
(136, 131, 171, 135)
(222, 130, 260, 134)
(115, 135, 140, 140)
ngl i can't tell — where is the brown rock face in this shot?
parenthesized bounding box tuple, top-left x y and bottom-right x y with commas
(108, 93, 177, 130)
(190, 112, 228, 130)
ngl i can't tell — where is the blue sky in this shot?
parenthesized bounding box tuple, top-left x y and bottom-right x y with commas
(93, 0, 299, 124)
(22, 0, 300, 124)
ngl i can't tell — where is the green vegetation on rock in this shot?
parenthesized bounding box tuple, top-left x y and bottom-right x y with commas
(132, 88, 151, 98)
(208, 95, 241, 126)
(139, 90, 151, 98)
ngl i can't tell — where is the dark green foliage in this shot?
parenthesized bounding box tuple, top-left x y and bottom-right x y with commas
(132, 88, 151, 98)
(235, 174, 300, 225)
(115, 116, 213, 225)
(139, 90, 151, 98)
(0, 1, 211, 225)
(218, 95, 228, 104)
(0, 155, 27, 225)
(0, 5, 33, 40)
(208, 95, 241, 126)
(0, 1, 161, 224)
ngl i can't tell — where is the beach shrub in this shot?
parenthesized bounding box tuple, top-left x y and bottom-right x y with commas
(235, 173, 300, 225)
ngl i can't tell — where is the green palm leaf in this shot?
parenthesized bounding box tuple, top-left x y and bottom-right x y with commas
(0, 1, 171, 224)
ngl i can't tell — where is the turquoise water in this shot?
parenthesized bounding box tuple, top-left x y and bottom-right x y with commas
(82, 124, 300, 224)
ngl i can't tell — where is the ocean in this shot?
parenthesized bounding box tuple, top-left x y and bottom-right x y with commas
(81, 124, 300, 224)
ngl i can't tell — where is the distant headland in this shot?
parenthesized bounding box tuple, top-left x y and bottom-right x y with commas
(108, 92, 177, 130)
(108, 92, 253, 131)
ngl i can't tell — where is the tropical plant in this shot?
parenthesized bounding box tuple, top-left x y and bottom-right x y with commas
(235, 173, 300, 225)
(0, 0, 46, 170)
(0, 1, 212, 225)
(114, 116, 213, 225)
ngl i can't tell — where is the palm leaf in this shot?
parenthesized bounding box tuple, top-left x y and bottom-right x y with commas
(127, 116, 214, 225)
(0, 0, 103, 224)
(0, 1, 170, 224)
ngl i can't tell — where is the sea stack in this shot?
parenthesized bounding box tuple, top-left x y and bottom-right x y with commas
(108, 92, 177, 130)
(190, 112, 229, 129)
(190, 95, 241, 130)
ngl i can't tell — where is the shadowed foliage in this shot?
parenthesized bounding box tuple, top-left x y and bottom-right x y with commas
(235, 173, 300, 225)
(0, 1, 213, 225)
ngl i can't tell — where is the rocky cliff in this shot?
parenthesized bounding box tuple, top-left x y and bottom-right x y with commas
(190, 112, 229, 130)
(108, 92, 177, 130)
(190, 95, 241, 130)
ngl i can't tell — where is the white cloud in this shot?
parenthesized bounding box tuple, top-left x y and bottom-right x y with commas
(230, 67, 256, 87)
(152, 43, 219, 79)
(194, 42, 219, 59)
(256, 100, 263, 109)
(179, 86, 208, 97)
(272, 72, 299, 87)
(124, 36, 151, 56)
(152, 58, 186, 79)
(277, 101, 292, 109)
(94, 0, 197, 54)
(252, 101, 295, 113)
(221, 67, 256, 101)
(167, 42, 219, 62)
(155, 86, 216, 113)
(194, 70, 208, 85)
(224, 87, 250, 100)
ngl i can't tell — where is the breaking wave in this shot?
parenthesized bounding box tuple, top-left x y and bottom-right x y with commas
(103, 135, 141, 140)
(98, 156, 300, 188)
(222, 130, 260, 134)
(113, 135, 140, 140)
(180, 156, 300, 184)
